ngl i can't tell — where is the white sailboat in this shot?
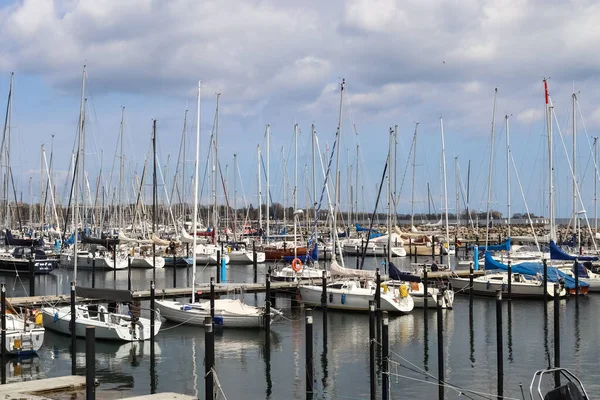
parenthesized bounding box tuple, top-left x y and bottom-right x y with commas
(156, 82, 277, 329)
(41, 304, 160, 341)
(3, 310, 44, 356)
(448, 272, 564, 298)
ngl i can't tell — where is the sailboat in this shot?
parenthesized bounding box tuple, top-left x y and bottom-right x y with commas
(2, 305, 44, 355)
(156, 82, 279, 329)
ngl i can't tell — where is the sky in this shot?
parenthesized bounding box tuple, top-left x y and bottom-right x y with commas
(1, 0, 600, 221)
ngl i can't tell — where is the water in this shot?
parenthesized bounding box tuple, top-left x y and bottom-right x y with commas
(3, 256, 598, 399)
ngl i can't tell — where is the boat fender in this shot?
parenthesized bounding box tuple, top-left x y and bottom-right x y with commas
(214, 316, 224, 326)
(399, 285, 409, 298)
(53, 312, 59, 323)
(292, 258, 302, 272)
(380, 283, 388, 294)
(35, 313, 43, 326)
(486, 281, 491, 290)
(341, 293, 346, 304)
(180, 305, 192, 311)
(329, 292, 333, 303)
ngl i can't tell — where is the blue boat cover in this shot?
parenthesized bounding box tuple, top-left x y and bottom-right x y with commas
(478, 238, 511, 253)
(549, 240, 598, 262)
(484, 251, 588, 289)
(389, 262, 421, 282)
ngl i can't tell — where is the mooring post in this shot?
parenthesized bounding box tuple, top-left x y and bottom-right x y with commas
(375, 268, 381, 343)
(574, 257, 579, 298)
(216, 250, 221, 284)
(86, 326, 96, 400)
(1, 283, 5, 385)
(71, 281, 76, 375)
(543, 259, 548, 302)
(382, 311, 389, 400)
(356, 246, 359, 269)
(265, 271, 271, 334)
(305, 308, 313, 399)
(554, 283, 560, 388)
(150, 281, 155, 342)
(253, 241, 258, 283)
(321, 270, 327, 342)
(496, 289, 503, 400)
(439, 243, 444, 264)
(469, 263, 474, 309)
(112, 245, 117, 282)
(204, 316, 214, 400)
(423, 266, 429, 311)
(431, 237, 435, 260)
(91, 252, 96, 288)
(28, 255, 34, 296)
(127, 255, 132, 291)
(210, 277, 215, 321)
(437, 298, 444, 400)
(369, 300, 376, 400)
(507, 261, 512, 302)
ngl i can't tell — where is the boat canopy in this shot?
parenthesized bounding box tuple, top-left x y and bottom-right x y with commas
(549, 240, 598, 262)
(5, 230, 44, 247)
(478, 238, 511, 253)
(389, 262, 421, 282)
(484, 251, 589, 290)
(75, 286, 133, 303)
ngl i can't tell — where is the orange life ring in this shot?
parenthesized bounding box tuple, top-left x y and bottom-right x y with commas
(291, 258, 303, 272)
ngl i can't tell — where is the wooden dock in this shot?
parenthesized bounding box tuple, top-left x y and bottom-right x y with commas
(0, 375, 86, 399)
(7, 269, 483, 307)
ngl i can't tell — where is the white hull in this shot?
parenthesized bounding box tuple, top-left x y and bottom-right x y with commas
(60, 253, 128, 270)
(300, 282, 414, 313)
(386, 282, 454, 309)
(448, 275, 563, 299)
(3, 314, 44, 355)
(156, 299, 280, 329)
(129, 256, 165, 269)
(227, 250, 266, 264)
(41, 305, 161, 341)
(343, 244, 406, 257)
(272, 266, 330, 282)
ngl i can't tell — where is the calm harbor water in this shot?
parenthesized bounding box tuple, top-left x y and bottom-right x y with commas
(2, 256, 598, 399)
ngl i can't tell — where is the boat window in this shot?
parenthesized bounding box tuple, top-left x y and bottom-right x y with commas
(490, 277, 503, 280)
(328, 283, 344, 289)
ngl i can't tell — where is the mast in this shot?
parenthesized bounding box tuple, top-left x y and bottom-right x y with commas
(213, 93, 220, 244)
(311, 125, 316, 224)
(467, 160, 472, 228)
(119, 107, 125, 231)
(192, 81, 201, 303)
(595, 137, 598, 232)
(266, 124, 270, 241)
(572, 92, 577, 235)
(485, 88, 498, 249)
(545, 79, 556, 242)
(455, 157, 459, 227)
(40, 144, 45, 230)
(282, 146, 286, 229)
(182, 109, 187, 226)
(387, 127, 393, 265)
(152, 120, 157, 281)
(294, 123, 298, 255)
(257, 145, 262, 232)
(74, 65, 86, 283)
(440, 118, 450, 249)
(410, 123, 419, 227)
(6, 72, 12, 228)
(233, 153, 237, 241)
(355, 144, 359, 224)
(393, 125, 398, 226)
(332, 79, 344, 259)
(506, 115, 511, 238)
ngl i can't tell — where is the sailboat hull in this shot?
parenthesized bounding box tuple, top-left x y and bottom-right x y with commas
(299, 285, 414, 313)
(447, 276, 562, 299)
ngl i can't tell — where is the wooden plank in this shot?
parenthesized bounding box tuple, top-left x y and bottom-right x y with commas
(0, 376, 86, 396)
(123, 393, 196, 400)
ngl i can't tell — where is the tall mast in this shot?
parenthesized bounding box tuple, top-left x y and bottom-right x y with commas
(294, 123, 298, 214)
(440, 118, 450, 249)
(119, 106, 125, 231)
(266, 124, 270, 241)
(182, 109, 187, 225)
(40, 144, 45, 230)
(282, 146, 286, 228)
(192, 81, 201, 302)
(152, 120, 157, 280)
(6, 72, 12, 228)
(393, 125, 398, 226)
(485, 88, 498, 249)
(467, 160, 471, 228)
(257, 145, 262, 231)
(387, 127, 392, 266)
(572, 92, 577, 235)
(506, 115, 511, 238)
(213, 93, 220, 244)
(74, 65, 86, 283)
(311, 125, 316, 223)
(455, 157, 459, 227)
(332, 79, 344, 259)
(233, 153, 237, 240)
(545, 79, 555, 242)
(410, 123, 418, 227)
(595, 137, 598, 232)
(355, 144, 359, 224)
